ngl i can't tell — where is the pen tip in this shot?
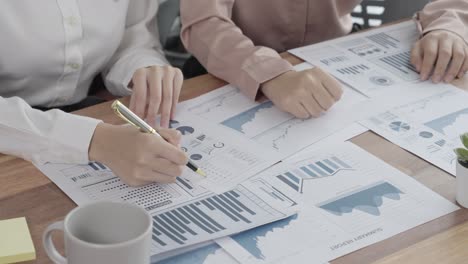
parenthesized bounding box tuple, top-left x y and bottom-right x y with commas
(197, 169, 207, 177)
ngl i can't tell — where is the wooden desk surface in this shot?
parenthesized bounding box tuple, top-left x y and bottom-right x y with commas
(2, 26, 468, 264)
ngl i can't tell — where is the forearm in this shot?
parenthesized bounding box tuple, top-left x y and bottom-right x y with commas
(180, 0, 293, 100)
(0, 96, 100, 165)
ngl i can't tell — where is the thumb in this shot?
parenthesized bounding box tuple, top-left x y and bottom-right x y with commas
(158, 127, 182, 147)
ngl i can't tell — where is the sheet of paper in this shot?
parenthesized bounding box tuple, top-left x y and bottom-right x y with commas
(177, 63, 371, 158)
(146, 173, 299, 254)
(216, 142, 459, 264)
(290, 21, 421, 98)
(0, 217, 36, 264)
(360, 84, 468, 175)
(36, 158, 299, 256)
(166, 112, 282, 192)
(155, 243, 238, 264)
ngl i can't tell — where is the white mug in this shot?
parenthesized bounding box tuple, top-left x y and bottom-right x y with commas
(43, 201, 152, 264)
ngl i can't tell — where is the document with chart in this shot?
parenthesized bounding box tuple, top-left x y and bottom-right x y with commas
(360, 84, 468, 175)
(215, 142, 459, 263)
(177, 63, 370, 157)
(290, 21, 420, 97)
(37, 110, 282, 205)
(36, 157, 300, 256)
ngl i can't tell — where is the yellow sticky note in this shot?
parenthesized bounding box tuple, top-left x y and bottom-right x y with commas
(0, 217, 36, 264)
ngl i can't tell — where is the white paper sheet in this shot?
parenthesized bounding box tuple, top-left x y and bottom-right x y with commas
(216, 142, 459, 263)
(290, 21, 421, 98)
(360, 84, 468, 176)
(177, 63, 371, 159)
(36, 158, 300, 256)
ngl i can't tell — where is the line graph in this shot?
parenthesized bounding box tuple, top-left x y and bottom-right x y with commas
(317, 181, 404, 216)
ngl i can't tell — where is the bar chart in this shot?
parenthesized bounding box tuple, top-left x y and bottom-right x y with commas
(151, 185, 290, 253)
(366, 32, 400, 49)
(374, 51, 419, 81)
(276, 156, 353, 193)
(88, 162, 108, 171)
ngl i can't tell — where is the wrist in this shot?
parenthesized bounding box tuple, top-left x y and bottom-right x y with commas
(88, 123, 114, 162)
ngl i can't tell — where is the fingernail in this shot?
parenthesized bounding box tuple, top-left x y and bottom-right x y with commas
(444, 75, 454, 83)
(421, 74, 428, 81)
(432, 75, 441, 83)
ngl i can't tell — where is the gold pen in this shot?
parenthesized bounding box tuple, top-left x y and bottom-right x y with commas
(111, 100, 206, 177)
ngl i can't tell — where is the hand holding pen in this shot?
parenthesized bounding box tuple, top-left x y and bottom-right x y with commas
(112, 100, 206, 177)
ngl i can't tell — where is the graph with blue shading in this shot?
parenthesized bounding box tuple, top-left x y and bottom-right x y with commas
(424, 108, 468, 135)
(151, 186, 286, 253)
(318, 182, 404, 216)
(221, 101, 274, 133)
(277, 156, 353, 193)
(156, 243, 221, 264)
(230, 215, 298, 260)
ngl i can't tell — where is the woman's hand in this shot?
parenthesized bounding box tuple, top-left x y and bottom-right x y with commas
(261, 68, 343, 119)
(89, 123, 188, 187)
(411, 30, 468, 84)
(129, 65, 183, 128)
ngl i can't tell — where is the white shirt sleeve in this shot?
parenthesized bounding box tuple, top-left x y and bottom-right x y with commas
(104, 0, 169, 97)
(0, 96, 101, 165)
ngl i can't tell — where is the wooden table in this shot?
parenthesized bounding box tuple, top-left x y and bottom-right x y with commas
(2, 26, 468, 264)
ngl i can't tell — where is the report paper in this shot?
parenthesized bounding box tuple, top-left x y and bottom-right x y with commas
(36, 159, 299, 256)
(154, 125, 368, 263)
(177, 63, 370, 158)
(360, 84, 468, 176)
(290, 21, 421, 98)
(216, 142, 459, 263)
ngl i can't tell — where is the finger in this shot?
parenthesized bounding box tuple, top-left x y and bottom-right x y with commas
(432, 39, 453, 83)
(411, 41, 423, 72)
(158, 128, 182, 146)
(154, 139, 188, 165)
(131, 69, 148, 118)
(310, 84, 335, 111)
(420, 39, 438, 81)
(278, 96, 309, 119)
(149, 158, 185, 177)
(171, 68, 183, 119)
(121, 170, 152, 187)
(459, 47, 468, 79)
(147, 67, 162, 127)
(160, 67, 175, 128)
(444, 42, 465, 83)
(287, 103, 310, 119)
(136, 168, 178, 184)
(300, 94, 323, 118)
(313, 68, 343, 100)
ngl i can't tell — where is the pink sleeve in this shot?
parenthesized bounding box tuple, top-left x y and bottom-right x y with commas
(180, 0, 293, 100)
(417, 0, 468, 43)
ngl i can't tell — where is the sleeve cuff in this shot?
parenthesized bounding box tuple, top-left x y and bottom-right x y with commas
(238, 57, 294, 100)
(34, 111, 102, 165)
(105, 50, 169, 97)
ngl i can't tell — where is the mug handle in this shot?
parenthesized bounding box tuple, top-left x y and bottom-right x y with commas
(43, 221, 67, 264)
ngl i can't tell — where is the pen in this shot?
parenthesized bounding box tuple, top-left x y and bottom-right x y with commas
(111, 100, 206, 177)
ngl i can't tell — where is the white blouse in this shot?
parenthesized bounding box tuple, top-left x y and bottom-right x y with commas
(0, 0, 168, 165)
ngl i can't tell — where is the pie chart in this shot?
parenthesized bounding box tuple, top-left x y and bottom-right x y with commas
(389, 121, 410, 132)
(190, 154, 203, 161)
(419, 131, 433, 138)
(176, 126, 195, 135)
(169, 120, 180, 129)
